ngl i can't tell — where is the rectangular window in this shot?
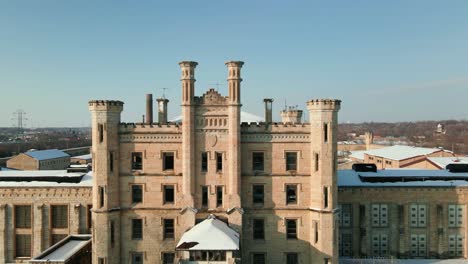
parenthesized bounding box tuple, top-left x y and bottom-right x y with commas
(324, 123, 328, 142)
(98, 124, 104, 143)
(286, 185, 297, 205)
(339, 232, 352, 256)
(252, 253, 266, 264)
(253, 219, 265, 240)
(99, 186, 105, 208)
(15, 205, 31, 228)
(109, 152, 113, 172)
(15, 234, 31, 257)
(87, 204, 92, 231)
(409, 204, 427, 227)
(410, 234, 427, 257)
(315, 153, 319, 172)
(110, 221, 115, 248)
(252, 152, 264, 171)
(132, 219, 143, 240)
(216, 186, 223, 207)
(448, 204, 464, 227)
(252, 185, 264, 205)
(132, 185, 143, 203)
(323, 186, 329, 208)
(371, 233, 388, 256)
(164, 185, 175, 204)
(163, 152, 174, 171)
(202, 186, 208, 207)
(51, 234, 67, 245)
(131, 252, 144, 264)
(314, 221, 319, 243)
(286, 253, 298, 264)
(216, 152, 223, 172)
(51, 205, 68, 228)
(98, 258, 106, 264)
(162, 253, 175, 264)
(163, 219, 175, 239)
(201, 152, 208, 172)
(286, 219, 297, 239)
(286, 152, 297, 171)
(371, 204, 388, 227)
(338, 204, 352, 227)
(448, 234, 464, 257)
(131, 152, 143, 170)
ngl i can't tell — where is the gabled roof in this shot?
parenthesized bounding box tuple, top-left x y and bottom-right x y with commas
(24, 149, 70, 161)
(360, 145, 447, 161)
(176, 215, 239, 251)
(427, 157, 468, 169)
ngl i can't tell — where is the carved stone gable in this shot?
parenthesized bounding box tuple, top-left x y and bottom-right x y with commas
(194, 88, 227, 105)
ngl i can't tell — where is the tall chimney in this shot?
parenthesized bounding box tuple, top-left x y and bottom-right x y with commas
(146, 94, 153, 124)
(264, 98, 273, 123)
(157, 98, 169, 124)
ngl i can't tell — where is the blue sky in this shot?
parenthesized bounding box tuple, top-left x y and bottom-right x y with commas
(1, 1, 467, 127)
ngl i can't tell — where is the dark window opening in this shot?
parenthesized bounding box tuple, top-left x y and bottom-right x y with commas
(99, 186, 105, 208)
(51, 234, 67, 245)
(110, 221, 115, 248)
(201, 152, 208, 172)
(132, 152, 143, 170)
(324, 186, 329, 208)
(286, 219, 297, 239)
(132, 219, 143, 240)
(51, 205, 68, 228)
(132, 185, 143, 203)
(109, 152, 114, 172)
(252, 185, 264, 205)
(324, 123, 328, 142)
(286, 253, 299, 264)
(162, 253, 175, 264)
(252, 152, 264, 171)
(202, 186, 208, 207)
(189, 251, 226, 261)
(216, 152, 223, 172)
(253, 219, 265, 240)
(216, 186, 223, 207)
(15, 234, 31, 257)
(286, 152, 297, 171)
(286, 185, 297, 205)
(98, 124, 104, 143)
(15, 205, 31, 228)
(164, 219, 175, 239)
(98, 258, 106, 264)
(164, 185, 175, 204)
(315, 153, 319, 172)
(252, 253, 266, 264)
(87, 204, 92, 231)
(132, 253, 143, 264)
(314, 221, 319, 243)
(163, 152, 174, 171)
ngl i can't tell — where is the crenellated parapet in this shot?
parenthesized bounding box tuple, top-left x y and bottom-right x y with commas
(241, 122, 310, 132)
(88, 100, 124, 112)
(306, 99, 341, 111)
(119, 122, 182, 143)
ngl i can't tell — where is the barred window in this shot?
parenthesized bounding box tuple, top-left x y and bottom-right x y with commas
(252, 185, 264, 205)
(51, 234, 67, 245)
(15, 205, 31, 228)
(51, 205, 68, 228)
(286, 219, 297, 239)
(253, 219, 265, 240)
(252, 152, 264, 171)
(15, 234, 31, 257)
(162, 253, 175, 264)
(164, 219, 175, 239)
(286, 253, 298, 264)
(132, 185, 143, 203)
(252, 253, 266, 264)
(132, 219, 143, 240)
(285, 152, 297, 171)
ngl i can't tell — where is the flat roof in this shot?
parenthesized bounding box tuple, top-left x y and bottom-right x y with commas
(427, 156, 468, 168)
(340, 259, 468, 264)
(338, 169, 468, 187)
(0, 170, 92, 187)
(355, 145, 448, 161)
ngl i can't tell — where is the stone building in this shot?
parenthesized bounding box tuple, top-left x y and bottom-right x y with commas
(7, 149, 70, 170)
(88, 61, 341, 264)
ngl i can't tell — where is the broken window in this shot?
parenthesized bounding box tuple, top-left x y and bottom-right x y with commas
(131, 152, 143, 170)
(163, 152, 174, 171)
(286, 185, 297, 205)
(164, 185, 175, 204)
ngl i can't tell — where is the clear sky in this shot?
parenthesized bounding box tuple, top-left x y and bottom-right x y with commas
(1, 1, 467, 127)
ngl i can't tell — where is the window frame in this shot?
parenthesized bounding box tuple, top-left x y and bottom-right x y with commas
(253, 218, 265, 240)
(286, 184, 298, 205)
(163, 152, 175, 171)
(285, 151, 298, 171)
(163, 185, 175, 204)
(131, 184, 143, 204)
(252, 152, 265, 172)
(131, 152, 143, 170)
(131, 219, 143, 240)
(163, 218, 175, 240)
(252, 184, 265, 205)
(286, 219, 298, 240)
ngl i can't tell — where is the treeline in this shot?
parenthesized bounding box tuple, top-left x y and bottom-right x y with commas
(338, 120, 468, 155)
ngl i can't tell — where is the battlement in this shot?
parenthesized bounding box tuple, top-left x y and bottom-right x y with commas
(119, 122, 182, 133)
(88, 100, 124, 112)
(241, 122, 310, 133)
(306, 99, 341, 111)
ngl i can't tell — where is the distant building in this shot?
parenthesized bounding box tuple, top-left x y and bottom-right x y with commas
(70, 154, 92, 165)
(349, 145, 453, 169)
(7, 149, 70, 170)
(338, 164, 468, 259)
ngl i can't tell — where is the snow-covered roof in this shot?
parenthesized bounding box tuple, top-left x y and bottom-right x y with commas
(71, 154, 92, 160)
(176, 215, 239, 251)
(358, 145, 447, 161)
(30, 235, 91, 262)
(24, 149, 70, 161)
(0, 170, 92, 187)
(427, 157, 468, 169)
(340, 259, 468, 264)
(338, 169, 468, 187)
(349, 150, 366, 161)
(170, 111, 264, 123)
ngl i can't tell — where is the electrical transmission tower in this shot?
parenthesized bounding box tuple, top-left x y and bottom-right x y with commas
(11, 109, 27, 140)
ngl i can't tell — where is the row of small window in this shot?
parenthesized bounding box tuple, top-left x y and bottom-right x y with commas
(131, 218, 174, 240)
(339, 233, 464, 258)
(128, 252, 175, 264)
(15, 233, 68, 258)
(131, 151, 305, 172)
(338, 204, 465, 228)
(13, 205, 69, 229)
(40, 159, 66, 166)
